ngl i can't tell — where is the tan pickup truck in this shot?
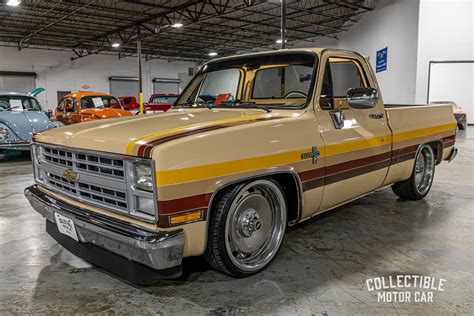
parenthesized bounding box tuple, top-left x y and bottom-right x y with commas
(25, 48, 458, 282)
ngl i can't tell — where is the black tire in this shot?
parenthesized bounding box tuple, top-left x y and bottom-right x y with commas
(205, 179, 287, 277)
(392, 144, 435, 200)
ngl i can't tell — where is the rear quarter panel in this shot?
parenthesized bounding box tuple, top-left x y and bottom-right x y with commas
(383, 104, 457, 185)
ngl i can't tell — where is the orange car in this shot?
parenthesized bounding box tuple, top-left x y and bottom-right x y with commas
(53, 92, 132, 125)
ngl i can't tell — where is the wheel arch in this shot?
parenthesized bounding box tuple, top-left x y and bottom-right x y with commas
(425, 140, 444, 165)
(207, 170, 303, 233)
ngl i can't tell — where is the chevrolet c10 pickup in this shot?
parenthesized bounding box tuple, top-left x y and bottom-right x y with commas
(24, 48, 458, 282)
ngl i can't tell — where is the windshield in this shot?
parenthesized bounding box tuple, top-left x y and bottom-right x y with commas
(175, 52, 317, 109)
(151, 96, 178, 104)
(81, 96, 122, 109)
(0, 95, 42, 112)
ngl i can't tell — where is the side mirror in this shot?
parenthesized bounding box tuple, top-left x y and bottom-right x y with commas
(46, 109, 52, 118)
(346, 87, 378, 109)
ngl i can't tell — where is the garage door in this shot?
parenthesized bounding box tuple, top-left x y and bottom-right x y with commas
(0, 71, 36, 93)
(153, 78, 180, 94)
(428, 61, 474, 124)
(109, 77, 139, 99)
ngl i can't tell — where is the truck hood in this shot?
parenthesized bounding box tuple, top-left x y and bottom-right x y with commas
(81, 108, 132, 118)
(33, 108, 286, 155)
(0, 111, 55, 141)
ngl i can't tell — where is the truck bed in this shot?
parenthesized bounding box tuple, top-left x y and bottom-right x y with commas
(385, 104, 456, 153)
(385, 104, 437, 108)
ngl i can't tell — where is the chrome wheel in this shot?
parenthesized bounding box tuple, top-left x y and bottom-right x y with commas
(414, 145, 435, 195)
(224, 180, 286, 272)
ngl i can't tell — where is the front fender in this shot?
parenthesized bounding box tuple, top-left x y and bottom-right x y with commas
(0, 122, 21, 143)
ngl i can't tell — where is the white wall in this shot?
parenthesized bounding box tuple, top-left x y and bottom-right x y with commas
(303, 0, 420, 104)
(0, 47, 195, 109)
(415, 0, 474, 104)
(429, 62, 474, 123)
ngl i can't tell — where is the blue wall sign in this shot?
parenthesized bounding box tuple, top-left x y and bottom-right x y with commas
(376, 47, 388, 73)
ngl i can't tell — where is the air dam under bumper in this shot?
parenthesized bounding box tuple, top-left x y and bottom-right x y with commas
(24, 185, 185, 281)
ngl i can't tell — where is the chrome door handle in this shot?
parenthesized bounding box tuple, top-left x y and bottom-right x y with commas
(369, 113, 384, 119)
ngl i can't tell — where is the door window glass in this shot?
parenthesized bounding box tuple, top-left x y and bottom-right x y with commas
(330, 60, 365, 97)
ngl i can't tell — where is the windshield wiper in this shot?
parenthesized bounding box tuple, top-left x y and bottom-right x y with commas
(216, 100, 272, 113)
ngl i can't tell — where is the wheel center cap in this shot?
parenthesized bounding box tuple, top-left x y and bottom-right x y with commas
(239, 209, 262, 237)
(416, 165, 424, 173)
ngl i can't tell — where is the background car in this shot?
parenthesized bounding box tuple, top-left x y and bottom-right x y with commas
(145, 93, 179, 112)
(118, 96, 140, 111)
(53, 91, 132, 125)
(0, 91, 63, 157)
(430, 101, 467, 130)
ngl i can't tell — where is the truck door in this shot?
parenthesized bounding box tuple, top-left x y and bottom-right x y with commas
(316, 52, 391, 211)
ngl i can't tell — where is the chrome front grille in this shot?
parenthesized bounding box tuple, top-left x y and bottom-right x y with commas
(34, 144, 157, 222)
(76, 152, 124, 178)
(46, 172, 77, 194)
(43, 147, 73, 167)
(44, 147, 125, 179)
(77, 182, 128, 210)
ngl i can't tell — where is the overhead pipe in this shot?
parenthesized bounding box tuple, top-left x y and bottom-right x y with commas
(137, 26, 144, 115)
(281, 0, 286, 49)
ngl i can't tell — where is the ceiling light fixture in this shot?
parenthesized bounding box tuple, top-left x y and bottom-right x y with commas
(111, 42, 121, 48)
(171, 23, 183, 28)
(275, 39, 287, 44)
(7, 0, 21, 6)
(208, 52, 218, 56)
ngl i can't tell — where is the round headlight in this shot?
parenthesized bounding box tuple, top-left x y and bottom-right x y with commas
(134, 163, 153, 191)
(0, 128, 9, 140)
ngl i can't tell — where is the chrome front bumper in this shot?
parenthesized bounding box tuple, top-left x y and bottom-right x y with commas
(24, 185, 184, 272)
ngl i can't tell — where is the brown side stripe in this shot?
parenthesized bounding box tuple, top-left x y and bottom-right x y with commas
(140, 125, 227, 157)
(138, 117, 279, 158)
(156, 135, 455, 227)
(158, 193, 213, 215)
(326, 159, 391, 185)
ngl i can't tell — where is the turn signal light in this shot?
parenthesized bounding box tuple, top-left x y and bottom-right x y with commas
(170, 211, 202, 225)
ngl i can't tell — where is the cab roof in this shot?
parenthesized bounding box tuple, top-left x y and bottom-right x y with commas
(207, 47, 366, 65)
(65, 91, 115, 99)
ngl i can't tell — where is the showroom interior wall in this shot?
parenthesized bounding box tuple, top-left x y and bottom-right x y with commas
(307, 0, 473, 108)
(415, 0, 473, 120)
(304, 0, 420, 104)
(0, 46, 195, 109)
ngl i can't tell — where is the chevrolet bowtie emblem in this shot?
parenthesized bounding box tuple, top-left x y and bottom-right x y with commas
(301, 146, 320, 164)
(63, 169, 77, 181)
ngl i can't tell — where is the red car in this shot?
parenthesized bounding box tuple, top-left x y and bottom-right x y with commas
(146, 93, 179, 112)
(118, 96, 140, 111)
